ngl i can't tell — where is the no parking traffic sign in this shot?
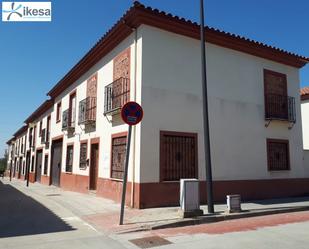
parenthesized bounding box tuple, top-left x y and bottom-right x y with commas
(121, 101, 143, 126)
(119, 101, 143, 225)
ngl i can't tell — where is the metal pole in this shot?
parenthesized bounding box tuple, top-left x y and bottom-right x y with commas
(200, 0, 214, 213)
(119, 125, 132, 225)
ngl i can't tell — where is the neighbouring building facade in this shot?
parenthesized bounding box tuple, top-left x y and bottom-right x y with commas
(6, 2, 309, 208)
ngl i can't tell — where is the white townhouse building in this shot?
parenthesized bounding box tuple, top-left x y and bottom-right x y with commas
(6, 2, 309, 208)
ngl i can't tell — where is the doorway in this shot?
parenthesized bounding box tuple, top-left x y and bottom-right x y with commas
(50, 140, 63, 186)
(89, 143, 99, 190)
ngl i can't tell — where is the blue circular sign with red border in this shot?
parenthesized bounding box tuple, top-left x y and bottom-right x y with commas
(121, 101, 143, 125)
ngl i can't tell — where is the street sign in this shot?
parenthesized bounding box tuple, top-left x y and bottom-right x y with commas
(121, 101, 143, 126)
(119, 101, 143, 225)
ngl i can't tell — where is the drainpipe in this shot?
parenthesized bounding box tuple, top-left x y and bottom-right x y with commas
(131, 27, 138, 208)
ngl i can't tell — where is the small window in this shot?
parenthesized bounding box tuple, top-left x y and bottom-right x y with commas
(111, 135, 127, 179)
(66, 145, 74, 172)
(79, 142, 87, 169)
(56, 102, 61, 122)
(44, 155, 48, 175)
(267, 139, 290, 171)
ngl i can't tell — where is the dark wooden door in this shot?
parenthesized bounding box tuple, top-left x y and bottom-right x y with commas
(35, 150, 43, 182)
(51, 140, 63, 186)
(89, 143, 99, 190)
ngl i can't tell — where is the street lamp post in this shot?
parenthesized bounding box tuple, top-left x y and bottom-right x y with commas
(200, 0, 214, 213)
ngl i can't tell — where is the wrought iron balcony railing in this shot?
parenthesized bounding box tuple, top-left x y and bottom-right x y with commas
(265, 94, 296, 123)
(62, 109, 75, 131)
(78, 97, 96, 125)
(104, 77, 130, 115)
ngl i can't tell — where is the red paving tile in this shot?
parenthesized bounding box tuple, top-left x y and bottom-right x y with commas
(152, 211, 309, 236)
(83, 210, 142, 233)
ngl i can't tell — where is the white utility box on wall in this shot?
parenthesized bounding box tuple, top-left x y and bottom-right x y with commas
(179, 179, 203, 217)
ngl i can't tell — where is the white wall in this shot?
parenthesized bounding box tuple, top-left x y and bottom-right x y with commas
(301, 100, 309, 150)
(139, 25, 306, 183)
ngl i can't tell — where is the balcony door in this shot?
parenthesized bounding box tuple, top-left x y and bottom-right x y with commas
(264, 69, 288, 120)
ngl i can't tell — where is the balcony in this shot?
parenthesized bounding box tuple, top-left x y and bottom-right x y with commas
(265, 94, 296, 123)
(104, 77, 130, 115)
(62, 109, 75, 132)
(78, 97, 96, 125)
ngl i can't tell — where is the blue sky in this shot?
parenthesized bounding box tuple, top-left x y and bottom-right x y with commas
(1, 0, 309, 157)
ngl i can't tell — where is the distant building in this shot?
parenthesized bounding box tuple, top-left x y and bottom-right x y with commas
(6, 2, 309, 208)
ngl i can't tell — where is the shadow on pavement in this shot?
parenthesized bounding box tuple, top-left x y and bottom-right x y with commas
(0, 181, 75, 238)
(251, 196, 309, 205)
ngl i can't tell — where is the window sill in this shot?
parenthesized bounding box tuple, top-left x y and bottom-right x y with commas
(109, 177, 123, 182)
(64, 171, 73, 174)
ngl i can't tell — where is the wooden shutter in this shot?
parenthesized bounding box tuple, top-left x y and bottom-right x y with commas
(113, 47, 130, 80)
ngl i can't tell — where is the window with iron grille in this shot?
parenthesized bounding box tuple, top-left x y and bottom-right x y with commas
(111, 135, 127, 179)
(39, 121, 42, 137)
(79, 142, 87, 169)
(44, 155, 48, 175)
(66, 145, 74, 172)
(160, 131, 198, 181)
(267, 139, 290, 171)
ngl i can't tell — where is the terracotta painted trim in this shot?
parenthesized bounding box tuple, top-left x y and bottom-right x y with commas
(90, 137, 100, 144)
(52, 135, 64, 141)
(36, 147, 44, 151)
(60, 172, 89, 193)
(138, 178, 309, 209)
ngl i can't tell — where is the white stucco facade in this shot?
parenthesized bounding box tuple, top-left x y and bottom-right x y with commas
(6, 3, 309, 208)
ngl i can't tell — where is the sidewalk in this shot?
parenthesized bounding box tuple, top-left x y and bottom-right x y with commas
(3, 177, 309, 235)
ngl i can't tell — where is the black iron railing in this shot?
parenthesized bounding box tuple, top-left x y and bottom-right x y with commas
(265, 94, 296, 123)
(104, 77, 130, 115)
(78, 97, 96, 124)
(62, 109, 75, 131)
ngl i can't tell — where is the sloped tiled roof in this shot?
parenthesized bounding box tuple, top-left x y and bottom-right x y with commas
(47, 1, 309, 98)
